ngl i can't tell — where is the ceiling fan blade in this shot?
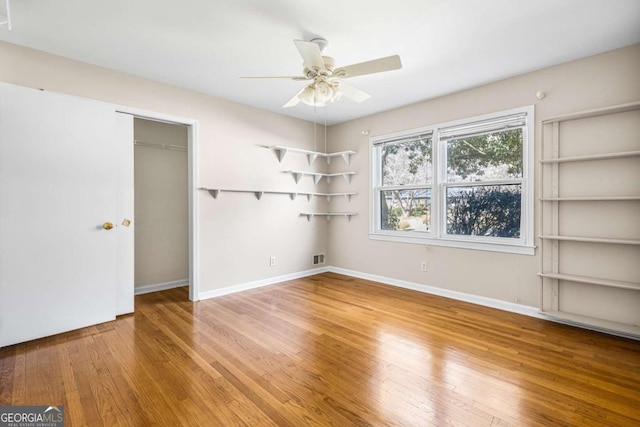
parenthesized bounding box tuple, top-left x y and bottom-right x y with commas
(336, 81, 371, 103)
(239, 76, 310, 81)
(283, 86, 306, 108)
(333, 55, 402, 79)
(293, 40, 325, 70)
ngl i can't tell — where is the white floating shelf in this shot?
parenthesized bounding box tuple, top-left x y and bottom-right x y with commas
(538, 235, 640, 246)
(539, 150, 640, 164)
(200, 188, 356, 202)
(539, 196, 640, 201)
(269, 145, 357, 166)
(538, 273, 640, 291)
(286, 170, 357, 184)
(300, 212, 358, 222)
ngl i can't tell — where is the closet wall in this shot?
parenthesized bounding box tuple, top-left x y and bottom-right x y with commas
(134, 118, 189, 289)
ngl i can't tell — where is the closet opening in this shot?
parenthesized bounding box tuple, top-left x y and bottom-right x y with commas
(133, 118, 190, 299)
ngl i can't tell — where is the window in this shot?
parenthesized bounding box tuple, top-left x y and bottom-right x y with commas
(371, 106, 534, 255)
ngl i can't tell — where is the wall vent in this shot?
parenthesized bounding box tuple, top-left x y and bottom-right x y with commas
(312, 253, 325, 265)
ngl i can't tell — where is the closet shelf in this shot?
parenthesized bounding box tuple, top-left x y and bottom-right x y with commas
(539, 196, 640, 201)
(541, 310, 640, 338)
(300, 212, 358, 222)
(538, 273, 640, 291)
(538, 235, 640, 246)
(269, 145, 357, 165)
(286, 170, 357, 184)
(539, 150, 640, 164)
(200, 188, 356, 201)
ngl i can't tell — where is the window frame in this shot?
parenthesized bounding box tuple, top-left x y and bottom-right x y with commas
(369, 105, 535, 255)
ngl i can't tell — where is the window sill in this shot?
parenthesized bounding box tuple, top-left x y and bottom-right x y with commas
(369, 232, 536, 255)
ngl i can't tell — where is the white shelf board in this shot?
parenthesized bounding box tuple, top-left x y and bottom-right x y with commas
(300, 212, 358, 222)
(539, 196, 640, 201)
(538, 273, 640, 291)
(200, 188, 356, 202)
(539, 150, 640, 164)
(541, 310, 640, 338)
(269, 145, 357, 165)
(541, 101, 640, 124)
(538, 235, 640, 246)
(286, 170, 357, 184)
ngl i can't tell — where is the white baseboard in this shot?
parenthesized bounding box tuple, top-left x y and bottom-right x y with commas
(328, 266, 542, 319)
(197, 267, 330, 300)
(135, 279, 189, 295)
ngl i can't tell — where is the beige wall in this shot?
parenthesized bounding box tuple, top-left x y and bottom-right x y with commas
(134, 118, 189, 287)
(1, 40, 638, 308)
(326, 44, 640, 308)
(0, 41, 329, 294)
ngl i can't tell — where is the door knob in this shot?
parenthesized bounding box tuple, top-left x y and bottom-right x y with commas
(103, 222, 114, 230)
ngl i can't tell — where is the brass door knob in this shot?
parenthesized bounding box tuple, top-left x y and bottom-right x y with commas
(103, 222, 114, 230)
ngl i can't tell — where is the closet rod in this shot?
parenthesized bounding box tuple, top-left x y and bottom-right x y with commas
(134, 140, 187, 152)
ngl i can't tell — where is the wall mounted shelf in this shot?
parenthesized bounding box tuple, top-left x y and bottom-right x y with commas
(537, 273, 639, 291)
(538, 235, 640, 246)
(285, 170, 357, 184)
(539, 196, 640, 201)
(539, 150, 640, 164)
(269, 145, 357, 165)
(300, 212, 358, 222)
(200, 188, 356, 202)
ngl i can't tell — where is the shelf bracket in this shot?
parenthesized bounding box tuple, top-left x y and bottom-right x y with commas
(273, 147, 287, 162)
(307, 153, 318, 165)
(289, 193, 297, 201)
(301, 213, 313, 222)
(208, 189, 220, 199)
(343, 174, 353, 184)
(254, 191, 264, 200)
(313, 174, 323, 184)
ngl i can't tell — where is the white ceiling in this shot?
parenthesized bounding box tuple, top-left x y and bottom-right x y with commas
(1, 0, 639, 125)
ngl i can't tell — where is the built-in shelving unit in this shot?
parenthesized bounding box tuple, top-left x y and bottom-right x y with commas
(538, 100, 640, 337)
(300, 212, 358, 222)
(269, 145, 356, 165)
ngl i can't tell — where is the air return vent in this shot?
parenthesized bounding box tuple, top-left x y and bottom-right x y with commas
(312, 253, 325, 265)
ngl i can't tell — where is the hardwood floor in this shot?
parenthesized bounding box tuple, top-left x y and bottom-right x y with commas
(1, 272, 639, 426)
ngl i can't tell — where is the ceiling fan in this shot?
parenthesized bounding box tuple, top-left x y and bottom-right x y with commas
(241, 38, 402, 108)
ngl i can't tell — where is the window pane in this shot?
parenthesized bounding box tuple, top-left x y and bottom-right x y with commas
(446, 185, 521, 238)
(381, 137, 432, 186)
(447, 128, 522, 182)
(380, 189, 431, 232)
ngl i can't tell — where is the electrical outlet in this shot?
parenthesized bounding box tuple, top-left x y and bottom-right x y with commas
(270, 256, 276, 267)
(420, 261, 427, 272)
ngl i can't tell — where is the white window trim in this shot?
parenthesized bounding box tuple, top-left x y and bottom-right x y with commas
(369, 105, 535, 255)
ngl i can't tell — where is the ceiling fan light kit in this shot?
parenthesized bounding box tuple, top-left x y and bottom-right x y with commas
(241, 37, 402, 108)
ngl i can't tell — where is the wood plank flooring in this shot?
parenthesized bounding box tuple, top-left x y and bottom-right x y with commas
(1, 272, 639, 426)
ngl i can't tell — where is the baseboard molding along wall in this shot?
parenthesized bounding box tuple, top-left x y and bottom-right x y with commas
(197, 267, 330, 300)
(135, 279, 189, 295)
(194, 265, 539, 317)
(328, 266, 542, 319)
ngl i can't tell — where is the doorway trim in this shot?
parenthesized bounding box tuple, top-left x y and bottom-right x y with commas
(116, 105, 200, 302)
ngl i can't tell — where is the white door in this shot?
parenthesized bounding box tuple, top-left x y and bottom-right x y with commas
(0, 82, 132, 347)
